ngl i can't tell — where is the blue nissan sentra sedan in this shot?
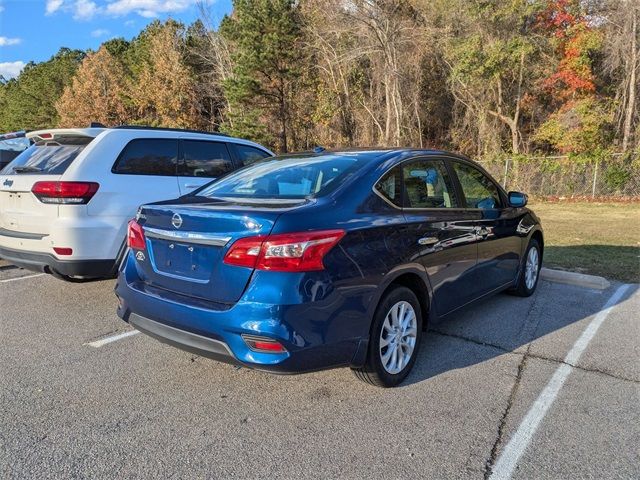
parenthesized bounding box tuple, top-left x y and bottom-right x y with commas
(116, 149, 543, 387)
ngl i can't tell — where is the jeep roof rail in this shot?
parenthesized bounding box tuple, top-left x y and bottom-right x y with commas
(112, 125, 230, 137)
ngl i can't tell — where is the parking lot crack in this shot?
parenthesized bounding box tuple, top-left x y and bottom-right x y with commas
(427, 329, 510, 354)
(526, 352, 639, 384)
(483, 289, 544, 479)
(483, 348, 529, 479)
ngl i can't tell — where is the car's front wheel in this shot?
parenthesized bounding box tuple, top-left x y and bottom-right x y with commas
(353, 286, 423, 387)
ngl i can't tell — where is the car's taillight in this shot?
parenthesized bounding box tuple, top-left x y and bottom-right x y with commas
(224, 229, 345, 272)
(31, 181, 99, 204)
(127, 219, 146, 250)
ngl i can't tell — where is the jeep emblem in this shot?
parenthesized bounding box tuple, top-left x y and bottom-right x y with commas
(2, 179, 13, 188)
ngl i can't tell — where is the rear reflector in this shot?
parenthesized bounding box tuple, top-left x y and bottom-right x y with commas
(242, 335, 286, 353)
(32, 181, 99, 205)
(224, 229, 345, 272)
(127, 219, 146, 250)
(53, 247, 73, 256)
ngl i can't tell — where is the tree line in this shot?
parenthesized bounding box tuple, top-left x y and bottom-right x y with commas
(0, 0, 637, 160)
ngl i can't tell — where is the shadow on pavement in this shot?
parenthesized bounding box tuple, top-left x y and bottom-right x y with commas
(402, 280, 638, 387)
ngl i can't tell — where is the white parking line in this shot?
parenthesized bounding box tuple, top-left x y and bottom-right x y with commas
(85, 330, 140, 348)
(0, 273, 46, 283)
(489, 283, 631, 480)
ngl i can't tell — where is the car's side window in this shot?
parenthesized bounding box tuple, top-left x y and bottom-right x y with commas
(373, 166, 403, 207)
(181, 140, 233, 178)
(112, 139, 177, 176)
(402, 159, 456, 209)
(452, 161, 502, 209)
(234, 144, 272, 167)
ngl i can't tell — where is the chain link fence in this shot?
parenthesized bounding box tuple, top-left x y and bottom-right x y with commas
(477, 153, 640, 199)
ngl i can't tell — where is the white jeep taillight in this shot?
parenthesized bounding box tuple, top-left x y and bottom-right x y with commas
(31, 181, 99, 204)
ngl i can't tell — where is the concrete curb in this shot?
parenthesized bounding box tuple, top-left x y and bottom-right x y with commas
(540, 267, 610, 290)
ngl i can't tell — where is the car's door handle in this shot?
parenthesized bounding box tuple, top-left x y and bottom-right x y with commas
(418, 236, 439, 246)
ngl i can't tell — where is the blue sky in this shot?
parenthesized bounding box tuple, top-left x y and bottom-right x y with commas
(0, 0, 233, 79)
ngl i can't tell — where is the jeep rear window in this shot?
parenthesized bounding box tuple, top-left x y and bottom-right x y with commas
(0, 136, 92, 175)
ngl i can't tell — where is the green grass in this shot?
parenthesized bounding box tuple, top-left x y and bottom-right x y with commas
(531, 202, 640, 283)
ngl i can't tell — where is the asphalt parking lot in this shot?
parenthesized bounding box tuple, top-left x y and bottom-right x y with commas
(1, 263, 638, 479)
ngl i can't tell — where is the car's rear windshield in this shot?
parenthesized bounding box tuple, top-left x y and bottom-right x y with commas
(0, 136, 93, 175)
(195, 154, 366, 200)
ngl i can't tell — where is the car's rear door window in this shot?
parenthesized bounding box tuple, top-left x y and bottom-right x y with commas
(233, 144, 272, 166)
(402, 159, 457, 208)
(0, 136, 92, 175)
(374, 166, 402, 207)
(451, 161, 502, 209)
(180, 140, 233, 177)
(112, 139, 178, 176)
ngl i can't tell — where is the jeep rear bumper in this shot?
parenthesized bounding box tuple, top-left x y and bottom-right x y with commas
(0, 245, 116, 278)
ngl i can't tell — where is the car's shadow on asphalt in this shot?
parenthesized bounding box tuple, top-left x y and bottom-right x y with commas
(401, 280, 638, 387)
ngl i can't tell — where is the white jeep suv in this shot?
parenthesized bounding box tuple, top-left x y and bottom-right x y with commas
(0, 126, 273, 280)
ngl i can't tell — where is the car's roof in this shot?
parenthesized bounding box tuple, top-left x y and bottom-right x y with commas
(278, 148, 468, 162)
(25, 127, 273, 153)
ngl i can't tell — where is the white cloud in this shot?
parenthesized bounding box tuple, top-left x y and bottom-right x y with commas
(44, 0, 197, 22)
(0, 61, 26, 79)
(73, 0, 99, 20)
(124, 19, 136, 26)
(105, 0, 196, 18)
(91, 28, 110, 37)
(0, 37, 21, 46)
(45, 0, 64, 15)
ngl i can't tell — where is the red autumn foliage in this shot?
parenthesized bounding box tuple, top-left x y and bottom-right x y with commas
(536, 0, 598, 98)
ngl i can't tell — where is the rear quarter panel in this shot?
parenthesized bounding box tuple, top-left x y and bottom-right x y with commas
(66, 130, 181, 259)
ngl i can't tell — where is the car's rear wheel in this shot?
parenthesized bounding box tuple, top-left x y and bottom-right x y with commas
(352, 286, 423, 387)
(511, 238, 542, 297)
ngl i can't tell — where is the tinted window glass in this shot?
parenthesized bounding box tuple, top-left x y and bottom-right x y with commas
(452, 162, 502, 209)
(1, 136, 91, 175)
(197, 154, 363, 200)
(402, 159, 456, 208)
(235, 144, 271, 166)
(112, 139, 177, 176)
(182, 140, 233, 178)
(374, 166, 402, 207)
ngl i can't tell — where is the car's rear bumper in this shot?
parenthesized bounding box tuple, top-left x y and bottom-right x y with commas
(115, 252, 370, 373)
(0, 245, 116, 278)
(128, 312, 239, 366)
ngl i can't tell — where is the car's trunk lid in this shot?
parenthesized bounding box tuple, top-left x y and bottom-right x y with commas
(136, 201, 290, 304)
(0, 175, 62, 236)
(0, 133, 95, 237)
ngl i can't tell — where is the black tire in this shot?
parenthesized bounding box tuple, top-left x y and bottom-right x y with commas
(352, 286, 423, 387)
(510, 238, 542, 297)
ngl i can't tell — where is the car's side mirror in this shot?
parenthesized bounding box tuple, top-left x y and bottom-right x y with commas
(508, 191, 528, 208)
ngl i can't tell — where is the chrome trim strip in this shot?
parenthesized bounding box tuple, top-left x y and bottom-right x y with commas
(0, 228, 48, 240)
(143, 227, 231, 247)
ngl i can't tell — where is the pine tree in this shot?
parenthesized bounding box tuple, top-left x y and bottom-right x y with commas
(0, 48, 84, 131)
(220, 0, 304, 152)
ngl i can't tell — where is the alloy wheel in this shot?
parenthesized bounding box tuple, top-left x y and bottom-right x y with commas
(379, 300, 418, 374)
(525, 246, 540, 290)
